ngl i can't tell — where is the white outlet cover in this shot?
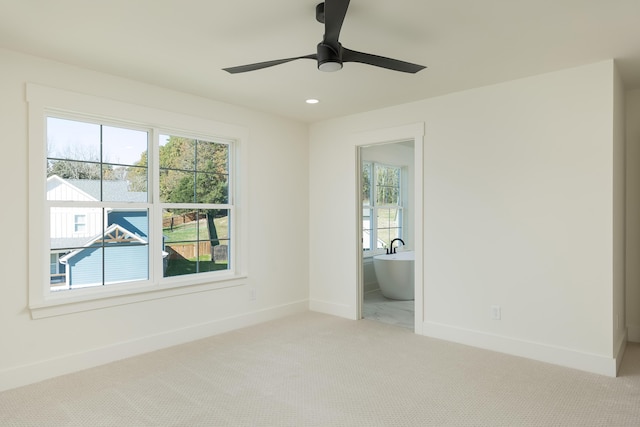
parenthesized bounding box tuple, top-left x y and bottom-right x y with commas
(491, 305, 501, 320)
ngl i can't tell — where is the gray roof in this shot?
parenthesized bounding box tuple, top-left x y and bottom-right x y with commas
(67, 179, 147, 202)
(51, 237, 94, 251)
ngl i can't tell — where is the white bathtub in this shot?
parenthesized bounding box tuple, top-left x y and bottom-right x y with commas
(373, 250, 415, 300)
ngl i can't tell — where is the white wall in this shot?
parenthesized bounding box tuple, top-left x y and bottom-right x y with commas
(627, 89, 640, 343)
(0, 48, 310, 391)
(309, 60, 623, 375)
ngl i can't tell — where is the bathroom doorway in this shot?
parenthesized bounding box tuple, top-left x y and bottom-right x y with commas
(355, 123, 424, 334)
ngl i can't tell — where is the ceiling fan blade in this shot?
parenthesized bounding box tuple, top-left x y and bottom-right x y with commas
(342, 48, 426, 74)
(223, 54, 317, 74)
(323, 0, 350, 47)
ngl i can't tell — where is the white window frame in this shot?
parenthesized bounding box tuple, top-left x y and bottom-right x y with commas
(27, 84, 249, 318)
(73, 214, 87, 233)
(362, 161, 404, 256)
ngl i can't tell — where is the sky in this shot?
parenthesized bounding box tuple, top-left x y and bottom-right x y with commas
(47, 117, 148, 166)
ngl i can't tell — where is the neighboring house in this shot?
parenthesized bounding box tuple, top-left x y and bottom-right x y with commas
(47, 175, 149, 290)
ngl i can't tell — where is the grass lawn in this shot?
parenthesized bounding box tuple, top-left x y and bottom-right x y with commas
(163, 216, 228, 242)
(162, 214, 229, 277)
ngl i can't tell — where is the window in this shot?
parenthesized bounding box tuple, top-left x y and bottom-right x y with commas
(159, 134, 231, 278)
(362, 162, 403, 253)
(47, 117, 152, 290)
(28, 84, 247, 316)
(73, 214, 87, 233)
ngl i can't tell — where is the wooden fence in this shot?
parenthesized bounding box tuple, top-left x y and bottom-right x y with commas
(162, 212, 199, 229)
(165, 242, 228, 261)
(163, 212, 228, 261)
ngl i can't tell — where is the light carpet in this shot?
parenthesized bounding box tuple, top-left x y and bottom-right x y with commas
(1, 312, 639, 426)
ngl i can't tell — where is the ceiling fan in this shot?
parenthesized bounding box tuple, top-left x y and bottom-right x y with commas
(223, 0, 426, 74)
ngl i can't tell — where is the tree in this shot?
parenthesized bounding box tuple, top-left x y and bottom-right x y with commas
(362, 162, 371, 204)
(156, 136, 229, 260)
(47, 144, 114, 180)
(376, 164, 400, 204)
(126, 151, 148, 192)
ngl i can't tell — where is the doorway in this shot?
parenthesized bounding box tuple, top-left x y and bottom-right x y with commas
(354, 123, 424, 334)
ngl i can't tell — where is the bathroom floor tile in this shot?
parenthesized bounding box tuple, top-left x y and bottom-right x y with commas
(363, 289, 414, 330)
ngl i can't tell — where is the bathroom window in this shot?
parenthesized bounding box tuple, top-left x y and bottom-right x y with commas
(362, 162, 403, 253)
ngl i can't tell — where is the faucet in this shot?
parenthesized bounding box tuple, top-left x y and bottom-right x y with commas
(387, 238, 405, 254)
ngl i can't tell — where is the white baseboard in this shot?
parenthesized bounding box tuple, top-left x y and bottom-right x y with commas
(423, 321, 618, 377)
(309, 299, 356, 319)
(0, 300, 308, 392)
(627, 324, 640, 343)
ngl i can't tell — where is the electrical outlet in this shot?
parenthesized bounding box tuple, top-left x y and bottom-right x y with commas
(249, 287, 257, 301)
(491, 305, 501, 320)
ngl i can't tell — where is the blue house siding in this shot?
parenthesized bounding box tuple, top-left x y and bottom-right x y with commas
(66, 247, 103, 287)
(66, 244, 148, 287)
(104, 245, 148, 283)
(108, 210, 148, 238)
(64, 209, 150, 288)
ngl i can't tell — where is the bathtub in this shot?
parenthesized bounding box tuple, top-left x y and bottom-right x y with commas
(373, 250, 415, 300)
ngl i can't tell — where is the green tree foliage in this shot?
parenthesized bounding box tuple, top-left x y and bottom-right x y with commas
(126, 151, 148, 192)
(156, 136, 228, 205)
(126, 136, 228, 205)
(139, 136, 229, 253)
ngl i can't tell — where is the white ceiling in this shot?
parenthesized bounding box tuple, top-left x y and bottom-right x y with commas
(2, 0, 640, 123)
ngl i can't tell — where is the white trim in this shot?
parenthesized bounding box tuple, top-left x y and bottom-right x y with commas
(30, 274, 248, 319)
(0, 300, 308, 392)
(423, 320, 619, 377)
(27, 83, 250, 317)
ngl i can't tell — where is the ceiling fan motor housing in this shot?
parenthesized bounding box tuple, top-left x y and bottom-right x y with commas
(316, 2, 325, 24)
(317, 42, 343, 71)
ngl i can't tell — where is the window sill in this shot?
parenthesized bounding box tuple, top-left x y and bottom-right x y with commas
(29, 273, 248, 319)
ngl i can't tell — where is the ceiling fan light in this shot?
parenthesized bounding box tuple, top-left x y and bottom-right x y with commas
(319, 61, 343, 72)
(316, 42, 342, 72)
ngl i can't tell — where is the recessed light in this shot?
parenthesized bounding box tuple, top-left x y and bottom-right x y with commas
(305, 99, 320, 104)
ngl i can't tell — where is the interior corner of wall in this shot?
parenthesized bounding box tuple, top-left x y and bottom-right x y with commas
(309, 299, 355, 320)
(627, 324, 640, 343)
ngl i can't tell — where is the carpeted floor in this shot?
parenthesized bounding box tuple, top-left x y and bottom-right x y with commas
(1, 312, 639, 426)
